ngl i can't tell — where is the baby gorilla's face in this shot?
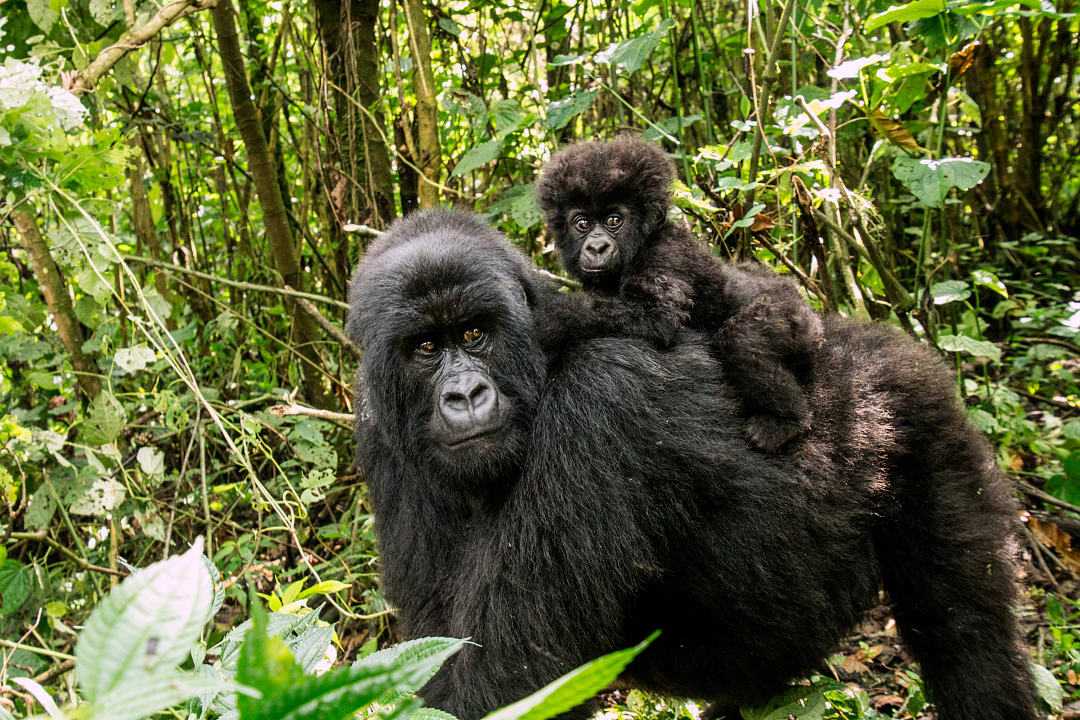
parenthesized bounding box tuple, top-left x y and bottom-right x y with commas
(557, 203, 645, 288)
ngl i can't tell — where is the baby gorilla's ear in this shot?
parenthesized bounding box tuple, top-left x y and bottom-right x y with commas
(641, 201, 669, 238)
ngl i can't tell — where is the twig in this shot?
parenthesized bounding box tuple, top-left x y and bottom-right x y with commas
(125, 254, 349, 309)
(746, 0, 797, 203)
(289, 292, 362, 359)
(1017, 389, 1077, 413)
(0, 639, 75, 662)
(1022, 523, 1059, 588)
(1017, 479, 1080, 514)
(30, 659, 75, 686)
(269, 403, 355, 426)
(70, 0, 218, 94)
(9, 531, 126, 577)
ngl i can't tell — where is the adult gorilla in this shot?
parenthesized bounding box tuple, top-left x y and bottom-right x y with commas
(346, 209, 1036, 720)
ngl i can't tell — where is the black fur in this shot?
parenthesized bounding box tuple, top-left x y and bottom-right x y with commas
(347, 209, 1037, 720)
(536, 136, 822, 451)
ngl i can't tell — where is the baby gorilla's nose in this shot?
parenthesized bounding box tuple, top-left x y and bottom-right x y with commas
(439, 371, 498, 431)
(581, 237, 615, 269)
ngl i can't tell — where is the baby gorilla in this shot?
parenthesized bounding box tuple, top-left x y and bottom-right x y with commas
(537, 136, 820, 451)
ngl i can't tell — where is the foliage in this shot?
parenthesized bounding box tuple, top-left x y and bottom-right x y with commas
(0, 0, 1077, 716)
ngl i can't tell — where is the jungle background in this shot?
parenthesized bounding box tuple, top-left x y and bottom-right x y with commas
(0, 0, 1078, 717)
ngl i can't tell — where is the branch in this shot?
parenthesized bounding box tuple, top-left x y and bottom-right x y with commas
(269, 403, 355, 426)
(290, 291, 362, 359)
(70, 0, 219, 95)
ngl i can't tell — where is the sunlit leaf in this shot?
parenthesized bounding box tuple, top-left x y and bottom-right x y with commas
(597, 19, 675, 73)
(544, 90, 597, 130)
(891, 156, 990, 207)
(450, 140, 502, 178)
(937, 334, 1001, 362)
(865, 0, 946, 32)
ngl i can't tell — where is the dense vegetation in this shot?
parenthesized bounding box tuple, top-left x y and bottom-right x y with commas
(0, 0, 1077, 717)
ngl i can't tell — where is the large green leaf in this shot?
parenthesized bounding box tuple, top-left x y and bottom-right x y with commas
(481, 631, 658, 720)
(0, 559, 32, 616)
(238, 603, 465, 720)
(544, 90, 597, 130)
(450, 140, 503, 178)
(930, 280, 971, 305)
(1030, 663, 1064, 713)
(865, 0, 945, 31)
(81, 390, 127, 446)
(86, 670, 233, 720)
(597, 19, 675, 73)
(76, 538, 214, 701)
(891, 156, 990, 207)
(937, 334, 1002, 362)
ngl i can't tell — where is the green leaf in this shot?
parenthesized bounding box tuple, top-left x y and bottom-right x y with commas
(297, 580, 351, 600)
(865, 0, 945, 32)
(741, 685, 829, 720)
(481, 631, 658, 720)
(597, 19, 675, 73)
(450, 140, 502, 178)
(891, 156, 990, 207)
(240, 605, 465, 720)
(937, 334, 1001, 362)
(81, 391, 127, 446)
(86, 670, 234, 720)
(544, 90, 597, 130)
(76, 538, 214, 702)
(930, 280, 971, 305)
(1030, 663, 1064, 712)
(353, 637, 465, 697)
(0, 559, 32, 616)
(487, 184, 542, 229)
(27, 0, 60, 32)
(971, 269, 1008, 297)
(89, 0, 118, 26)
(491, 100, 528, 140)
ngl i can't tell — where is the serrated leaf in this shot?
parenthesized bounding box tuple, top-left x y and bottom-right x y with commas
(76, 538, 213, 701)
(353, 637, 464, 697)
(239, 606, 465, 720)
(0, 559, 32, 616)
(1030, 663, 1064, 712)
(450, 140, 503, 178)
(87, 670, 234, 720)
(865, 0, 945, 32)
(930, 280, 971, 305)
(544, 90, 597, 130)
(482, 632, 657, 720)
(597, 19, 675, 73)
(937, 334, 1001, 362)
(891, 156, 990, 207)
(114, 344, 156, 374)
(81, 391, 127, 446)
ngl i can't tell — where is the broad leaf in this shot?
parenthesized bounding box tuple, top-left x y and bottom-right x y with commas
(937, 334, 1001, 362)
(930, 280, 971, 305)
(741, 685, 829, 719)
(597, 19, 675, 73)
(544, 90, 597, 130)
(891, 156, 990, 207)
(450, 140, 502, 178)
(481, 631, 658, 720)
(114, 344, 156, 374)
(865, 0, 945, 32)
(76, 538, 214, 701)
(81, 391, 127, 446)
(353, 636, 465, 697)
(971, 269, 1008, 297)
(87, 670, 234, 720)
(0, 559, 32, 616)
(1030, 663, 1064, 712)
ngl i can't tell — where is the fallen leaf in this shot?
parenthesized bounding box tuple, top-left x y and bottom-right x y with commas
(1029, 517, 1080, 574)
(872, 694, 905, 710)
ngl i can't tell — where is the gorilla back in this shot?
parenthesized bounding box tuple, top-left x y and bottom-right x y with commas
(347, 210, 1036, 720)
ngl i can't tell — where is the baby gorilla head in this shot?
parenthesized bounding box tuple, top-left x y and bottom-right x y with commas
(346, 209, 545, 484)
(536, 136, 675, 288)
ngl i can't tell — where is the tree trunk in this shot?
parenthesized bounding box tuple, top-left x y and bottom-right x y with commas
(402, 0, 440, 208)
(211, 0, 330, 405)
(12, 210, 101, 399)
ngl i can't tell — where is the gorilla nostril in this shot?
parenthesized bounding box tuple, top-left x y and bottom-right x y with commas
(585, 239, 611, 256)
(441, 390, 469, 413)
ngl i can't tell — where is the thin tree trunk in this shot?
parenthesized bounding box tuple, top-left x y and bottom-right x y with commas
(211, 0, 330, 405)
(402, 0, 440, 208)
(352, 0, 395, 225)
(12, 210, 100, 399)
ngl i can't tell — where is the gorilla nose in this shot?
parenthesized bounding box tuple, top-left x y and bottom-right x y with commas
(438, 371, 499, 432)
(581, 238, 615, 270)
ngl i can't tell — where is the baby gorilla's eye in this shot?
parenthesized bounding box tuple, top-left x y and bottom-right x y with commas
(573, 216, 592, 233)
(462, 327, 485, 346)
(604, 214, 623, 230)
(416, 338, 438, 355)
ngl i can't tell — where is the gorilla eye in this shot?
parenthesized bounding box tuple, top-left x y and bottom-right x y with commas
(415, 338, 438, 356)
(573, 216, 592, 233)
(462, 327, 485, 346)
(605, 214, 623, 230)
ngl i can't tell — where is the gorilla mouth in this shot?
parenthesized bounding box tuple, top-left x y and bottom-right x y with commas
(443, 428, 500, 449)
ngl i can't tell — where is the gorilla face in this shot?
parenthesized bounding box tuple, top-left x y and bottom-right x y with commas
(348, 211, 545, 486)
(556, 202, 651, 287)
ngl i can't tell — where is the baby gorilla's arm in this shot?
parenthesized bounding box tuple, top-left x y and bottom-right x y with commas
(715, 265, 823, 452)
(535, 274, 694, 352)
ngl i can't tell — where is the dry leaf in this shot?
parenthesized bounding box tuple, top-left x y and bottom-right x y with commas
(869, 111, 926, 154)
(1029, 517, 1080, 574)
